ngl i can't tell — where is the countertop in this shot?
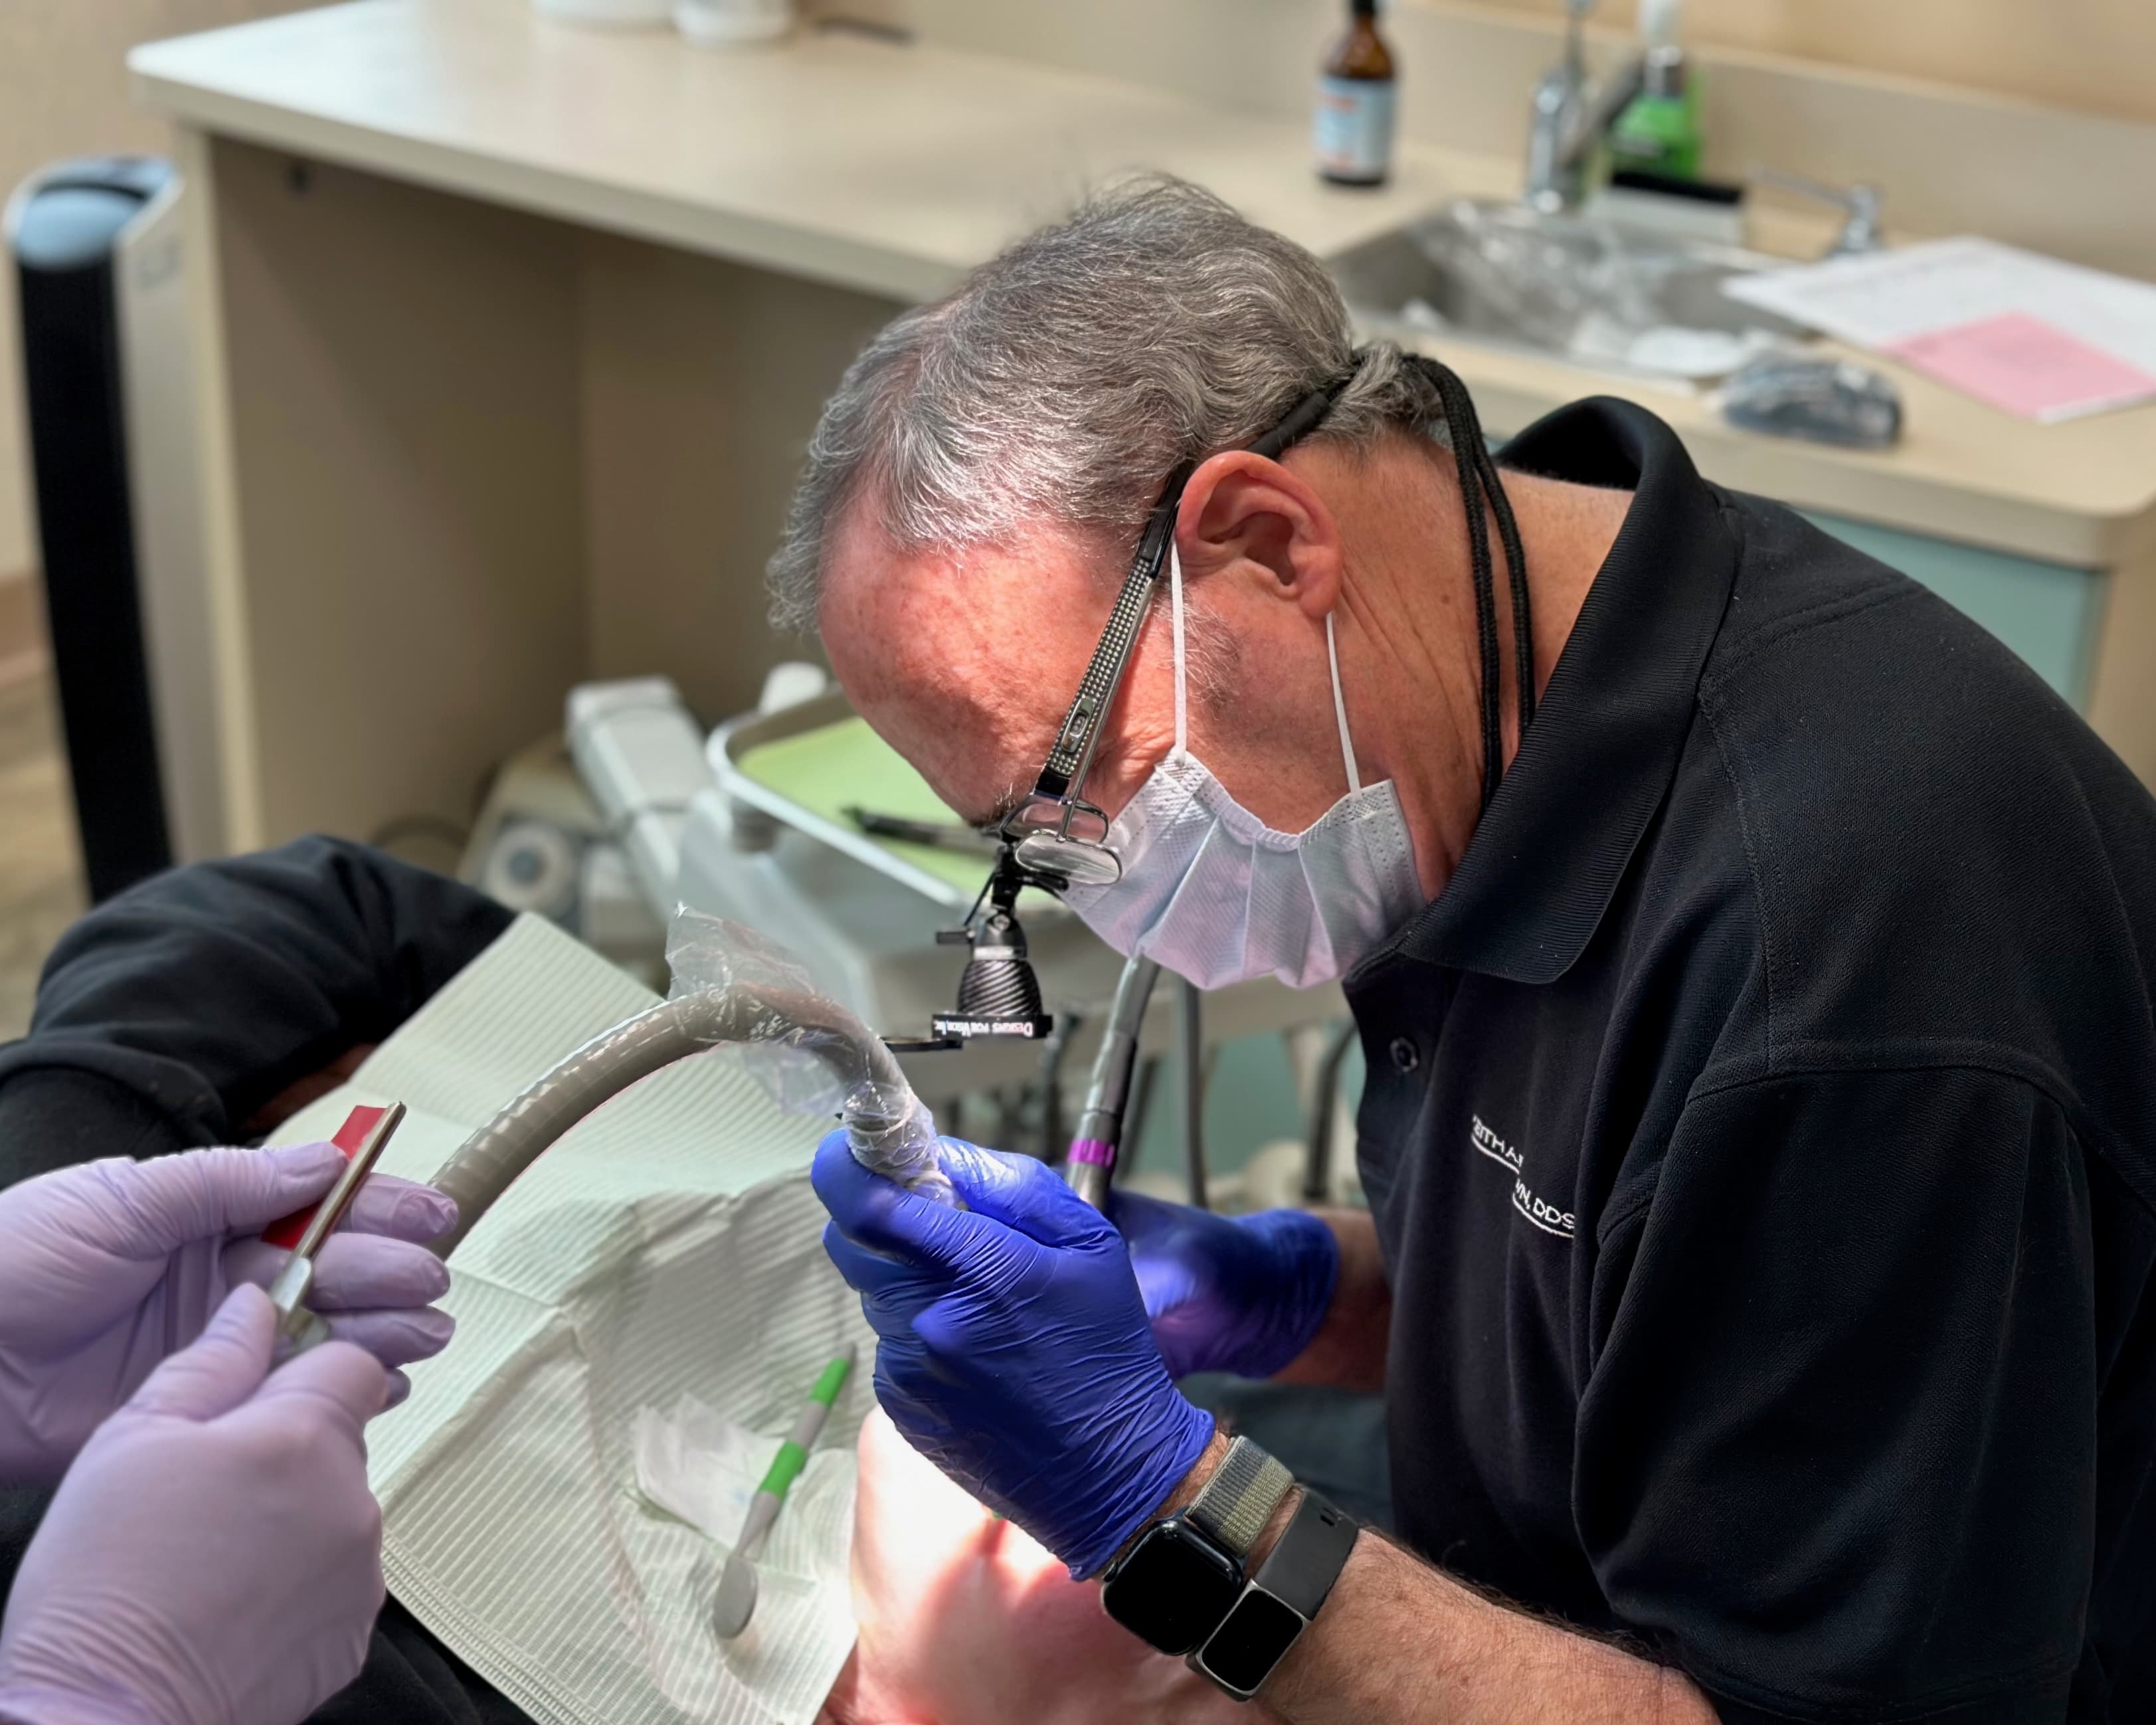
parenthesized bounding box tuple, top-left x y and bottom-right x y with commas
(132, 0, 2156, 569)
(128, 0, 1449, 304)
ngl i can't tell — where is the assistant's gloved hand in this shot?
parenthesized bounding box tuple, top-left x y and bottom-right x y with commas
(1111, 1192, 1340, 1380)
(814, 1131, 1213, 1579)
(0, 1142, 456, 1481)
(0, 1285, 389, 1725)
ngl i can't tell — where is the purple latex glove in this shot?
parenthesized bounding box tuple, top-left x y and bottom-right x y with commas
(1110, 1192, 1340, 1380)
(0, 1142, 456, 1483)
(814, 1131, 1214, 1579)
(0, 1285, 387, 1725)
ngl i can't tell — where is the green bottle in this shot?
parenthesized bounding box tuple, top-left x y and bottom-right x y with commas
(1609, 0, 1703, 181)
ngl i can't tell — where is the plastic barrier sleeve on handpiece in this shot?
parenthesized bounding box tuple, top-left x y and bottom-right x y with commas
(424, 912, 952, 1257)
(662, 910, 954, 1204)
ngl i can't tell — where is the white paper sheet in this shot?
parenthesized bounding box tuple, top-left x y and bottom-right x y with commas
(1725, 238, 2156, 359)
(632, 1394, 855, 1584)
(1723, 237, 2156, 419)
(280, 914, 873, 1725)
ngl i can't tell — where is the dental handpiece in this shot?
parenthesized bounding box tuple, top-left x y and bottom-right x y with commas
(1066, 953, 1162, 1209)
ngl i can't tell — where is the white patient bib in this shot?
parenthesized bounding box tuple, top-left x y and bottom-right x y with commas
(281, 915, 871, 1725)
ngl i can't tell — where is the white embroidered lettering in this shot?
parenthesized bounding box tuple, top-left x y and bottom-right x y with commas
(1510, 1178, 1577, 1239)
(1469, 1115, 1524, 1173)
(1467, 1114, 1574, 1241)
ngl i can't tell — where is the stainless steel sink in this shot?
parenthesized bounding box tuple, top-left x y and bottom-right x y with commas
(1329, 199, 1811, 379)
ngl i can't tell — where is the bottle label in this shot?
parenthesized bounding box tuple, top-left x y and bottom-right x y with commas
(1314, 76, 1396, 181)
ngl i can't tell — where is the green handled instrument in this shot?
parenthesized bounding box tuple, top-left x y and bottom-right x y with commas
(712, 1343, 857, 1639)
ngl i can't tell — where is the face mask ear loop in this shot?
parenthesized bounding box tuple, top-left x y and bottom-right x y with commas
(1326, 612, 1362, 795)
(1168, 541, 1191, 764)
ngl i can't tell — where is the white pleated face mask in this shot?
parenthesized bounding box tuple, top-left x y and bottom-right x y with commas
(1059, 548, 1425, 990)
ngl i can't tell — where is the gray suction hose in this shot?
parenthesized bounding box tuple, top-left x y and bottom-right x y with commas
(426, 983, 947, 1258)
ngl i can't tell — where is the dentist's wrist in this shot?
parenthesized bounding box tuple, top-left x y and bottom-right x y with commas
(1068, 1394, 1217, 1579)
(1105, 1426, 1233, 1571)
(1103, 1426, 1306, 1597)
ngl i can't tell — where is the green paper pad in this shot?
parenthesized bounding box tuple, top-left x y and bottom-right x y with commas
(735, 716, 985, 900)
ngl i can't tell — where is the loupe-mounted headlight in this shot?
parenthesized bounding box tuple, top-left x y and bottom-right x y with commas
(884, 844, 1055, 1052)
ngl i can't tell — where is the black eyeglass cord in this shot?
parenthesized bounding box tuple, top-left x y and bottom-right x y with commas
(1407, 353, 1534, 814)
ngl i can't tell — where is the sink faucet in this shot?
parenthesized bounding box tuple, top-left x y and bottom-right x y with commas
(1749, 167, 1886, 258)
(1524, 0, 1647, 213)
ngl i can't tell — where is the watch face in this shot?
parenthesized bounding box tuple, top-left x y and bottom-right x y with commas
(1101, 1522, 1244, 1656)
(1202, 1589, 1306, 1696)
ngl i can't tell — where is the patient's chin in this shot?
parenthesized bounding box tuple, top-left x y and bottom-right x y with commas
(830, 1411, 1259, 1725)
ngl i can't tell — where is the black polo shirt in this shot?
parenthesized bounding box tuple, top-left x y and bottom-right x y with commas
(1348, 398, 2156, 1724)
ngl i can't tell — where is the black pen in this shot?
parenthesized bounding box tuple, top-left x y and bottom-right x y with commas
(844, 806, 1002, 857)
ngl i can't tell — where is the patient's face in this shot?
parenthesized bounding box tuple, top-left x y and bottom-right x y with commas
(821, 1411, 1266, 1725)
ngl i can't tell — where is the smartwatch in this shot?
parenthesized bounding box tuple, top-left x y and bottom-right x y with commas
(1190, 1489, 1360, 1700)
(1100, 1437, 1294, 1656)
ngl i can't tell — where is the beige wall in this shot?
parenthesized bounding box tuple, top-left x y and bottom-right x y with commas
(0, 0, 310, 584)
(1471, 0, 2156, 124)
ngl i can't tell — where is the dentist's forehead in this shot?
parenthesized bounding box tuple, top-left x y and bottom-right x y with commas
(817, 501, 1105, 828)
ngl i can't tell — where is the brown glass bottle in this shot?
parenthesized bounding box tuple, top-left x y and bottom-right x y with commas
(1314, 0, 1397, 187)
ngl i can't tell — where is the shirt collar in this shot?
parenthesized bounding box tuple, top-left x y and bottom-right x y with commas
(1384, 396, 1740, 984)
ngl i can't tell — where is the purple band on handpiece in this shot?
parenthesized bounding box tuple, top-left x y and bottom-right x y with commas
(1069, 1138, 1117, 1167)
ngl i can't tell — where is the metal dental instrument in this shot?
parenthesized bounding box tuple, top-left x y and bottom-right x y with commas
(1066, 953, 1162, 1209)
(266, 1101, 408, 1348)
(713, 1343, 857, 1639)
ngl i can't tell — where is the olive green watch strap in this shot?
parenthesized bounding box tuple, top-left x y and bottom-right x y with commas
(1187, 1437, 1294, 1560)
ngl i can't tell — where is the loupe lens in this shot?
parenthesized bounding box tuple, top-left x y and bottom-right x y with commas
(1006, 798, 1109, 844)
(1014, 832, 1122, 886)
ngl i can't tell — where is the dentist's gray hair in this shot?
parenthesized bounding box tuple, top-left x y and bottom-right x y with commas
(765, 174, 1449, 633)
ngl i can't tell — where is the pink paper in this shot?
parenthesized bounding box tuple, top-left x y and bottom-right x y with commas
(1886, 311, 2156, 422)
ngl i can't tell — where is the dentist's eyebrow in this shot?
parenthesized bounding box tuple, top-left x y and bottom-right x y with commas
(964, 783, 1028, 834)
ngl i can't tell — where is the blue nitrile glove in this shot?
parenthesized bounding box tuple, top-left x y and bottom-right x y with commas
(1110, 1192, 1340, 1380)
(813, 1131, 1215, 1579)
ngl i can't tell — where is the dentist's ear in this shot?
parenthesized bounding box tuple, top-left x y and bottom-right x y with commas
(1174, 449, 1344, 621)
